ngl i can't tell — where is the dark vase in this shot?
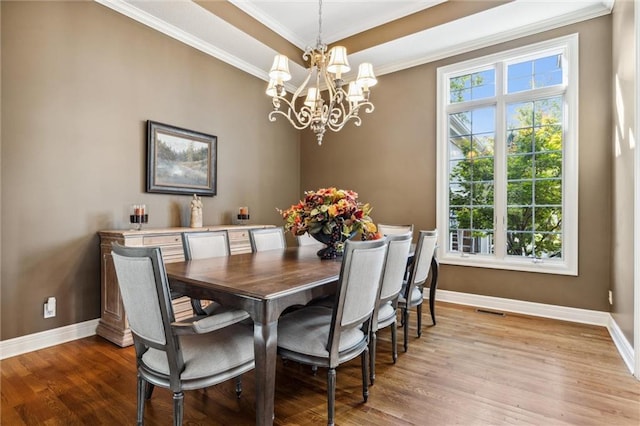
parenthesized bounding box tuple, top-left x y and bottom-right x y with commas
(310, 231, 353, 260)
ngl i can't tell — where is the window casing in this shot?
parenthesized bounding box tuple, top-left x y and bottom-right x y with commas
(436, 34, 578, 275)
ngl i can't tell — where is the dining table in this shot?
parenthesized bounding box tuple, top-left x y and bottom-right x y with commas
(165, 245, 343, 426)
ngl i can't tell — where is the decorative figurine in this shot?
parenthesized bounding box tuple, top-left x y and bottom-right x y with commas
(190, 194, 203, 228)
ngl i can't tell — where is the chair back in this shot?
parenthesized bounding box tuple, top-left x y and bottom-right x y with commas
(404, 230, 437, 300)
(377, 223, 414, 237)
(249, 227, 286, 252)
(111, 244, 183, 370)
(182, 230, 230, 260)
(327, 238, 387, 363)
(378, 232, 413, 303)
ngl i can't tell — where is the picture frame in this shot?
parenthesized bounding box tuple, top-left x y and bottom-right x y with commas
(146, 120, 217, 196)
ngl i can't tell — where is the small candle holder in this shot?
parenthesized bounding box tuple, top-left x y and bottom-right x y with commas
(130, 204, 148, 231)
(237, 206, 250, 225)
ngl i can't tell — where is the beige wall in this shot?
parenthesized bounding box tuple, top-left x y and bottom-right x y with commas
(0, 1, 300, 340)
(611, 0, 636, 344)
(302, 17, 613, 311)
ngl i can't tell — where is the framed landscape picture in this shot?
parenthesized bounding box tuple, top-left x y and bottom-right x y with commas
(146, 120, 217, 196)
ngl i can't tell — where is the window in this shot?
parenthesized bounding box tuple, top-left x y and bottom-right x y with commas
(436, 35, 578, 275)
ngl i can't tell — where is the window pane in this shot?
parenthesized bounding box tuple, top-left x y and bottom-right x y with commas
(449, 158, 471, 183)
(533, 55, 562, 88)
(449, 112, 471, 137)
(507, 54, 563, 94)
(507, 130, 534, 154)
(534, 232, 562, 258)
(449, 182, 471, 206)
(472, 182, 494, 205)
(506, 231, 533, 256)
(534, 179, 562, 204)
(507, 207, 533, 232)
(471, 108, 495, 133)
(507, 102, 533, 130)
(473, 157, 494, 181)
(535, 125, 562, 152)
(507, 180, 533, 205)
(534, 207, 562, 232)
(449, 70, 495, 104)
(507, 154, 534, 179)
(535, 152, 562, 178)
(472, 207, 494, 229)
(449, 137, 469, 159)
(534, 97, 562, 126)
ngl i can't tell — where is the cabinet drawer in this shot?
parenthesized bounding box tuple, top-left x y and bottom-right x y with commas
(143, 235, 182, 246)
(228, 230, 249, 241)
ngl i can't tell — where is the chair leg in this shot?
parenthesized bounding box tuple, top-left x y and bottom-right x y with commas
(173, 391, 184, 426)
(430, 295, 437, 326)
(403, 308, 409, 352)
(145, 382, 155, 400)
(136, 374, 146, 426)
(235, 376, 242, 398)
(369, 331, 376, 385)
(391, 321, 398, 363)
(417, 303, 423, 338)
(430, 256, 439, 325)
(361, 349, 370, 403)
(327, 368, 336, 426)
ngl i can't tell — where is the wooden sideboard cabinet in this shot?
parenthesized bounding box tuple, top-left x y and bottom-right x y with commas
(97, 225, 273, 347)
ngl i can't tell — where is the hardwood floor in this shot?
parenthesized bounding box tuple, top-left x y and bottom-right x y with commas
(2, 302, 639, 425)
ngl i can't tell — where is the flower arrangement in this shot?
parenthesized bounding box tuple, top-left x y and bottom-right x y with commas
(278, 187, 379, 243)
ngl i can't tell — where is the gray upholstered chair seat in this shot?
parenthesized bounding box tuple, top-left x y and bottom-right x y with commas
(376, 301, 396, 328)
(142, 324, 254, 383)
(398, 285, 423, 305)
(278, 306, 365, 358)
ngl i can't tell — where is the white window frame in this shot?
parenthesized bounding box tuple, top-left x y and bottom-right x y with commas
(436, 34, 579, 276)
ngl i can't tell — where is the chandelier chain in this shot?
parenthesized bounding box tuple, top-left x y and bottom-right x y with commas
(316, 0, 323, 48)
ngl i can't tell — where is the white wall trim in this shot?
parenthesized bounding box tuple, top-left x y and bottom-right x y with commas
(0, 319, 99, 360)
(436, 289, 610, 325)
(607, 314, 635, 374)
(436, 289, 634, 374)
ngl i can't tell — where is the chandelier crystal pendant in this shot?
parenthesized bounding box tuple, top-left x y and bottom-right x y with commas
(265, 0, 377, 145)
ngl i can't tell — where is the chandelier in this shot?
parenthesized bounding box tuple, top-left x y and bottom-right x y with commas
(265, 0, 377, 145)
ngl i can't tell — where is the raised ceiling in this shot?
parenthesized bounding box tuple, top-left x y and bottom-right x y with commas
(96, 0, 613, 91)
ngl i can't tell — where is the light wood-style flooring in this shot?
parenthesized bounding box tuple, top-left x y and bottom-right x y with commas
(2, 301, 639, 425)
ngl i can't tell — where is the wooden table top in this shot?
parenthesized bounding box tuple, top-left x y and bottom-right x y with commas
(165, 245, 343, 300)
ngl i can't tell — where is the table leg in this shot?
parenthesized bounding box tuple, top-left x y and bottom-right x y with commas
(254, 320, 278, 426)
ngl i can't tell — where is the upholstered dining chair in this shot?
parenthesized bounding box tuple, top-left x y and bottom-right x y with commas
(249, 227, 287, 252)
(398, 230, 438, 352)
(369, 231, 412, 385)
(377, 223, 414, 237)
(276, 238, 388, 426)
(181, 230, 251, 328)
(110, 243, 255, 426)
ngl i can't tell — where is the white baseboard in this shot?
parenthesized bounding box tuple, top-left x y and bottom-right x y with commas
(0, 319, 99, 360)
(607, 316, 635, 374)
(435, 289, 635, 375)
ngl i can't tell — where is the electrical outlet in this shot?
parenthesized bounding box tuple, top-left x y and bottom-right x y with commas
(608, 290, 613, 305)
(44, 296, 56, 318)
